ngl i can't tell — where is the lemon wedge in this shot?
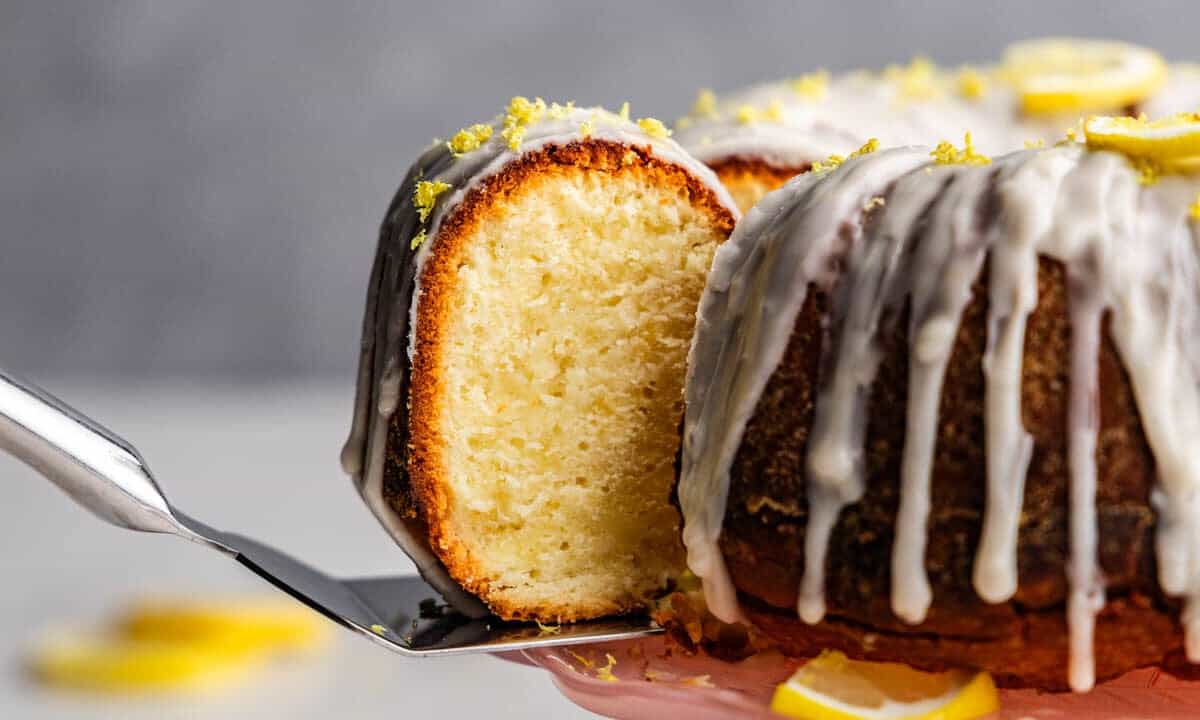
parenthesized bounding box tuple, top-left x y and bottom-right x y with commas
(1004, 38, 1167, 115)
(770, 651, 998, 720)
(118, 598, 329, 654)
(1084, 113, 1200, 171)
(31, 633, 257, 693)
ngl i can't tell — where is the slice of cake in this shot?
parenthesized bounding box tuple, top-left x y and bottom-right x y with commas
(343, 99, 738, 621)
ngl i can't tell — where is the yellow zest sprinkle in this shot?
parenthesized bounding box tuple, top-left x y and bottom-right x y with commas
(810, 154, 844, 174)
(852, 138, 880, 157)
(636, 117, 672, 139)
(957, 66, 988, 100)
(410, 228, 427, 251)
(595, 653, 619, 682)
(446, 123, 493, 157)
(675, 116, 693, 130)
(765, 98, 785, 122)
(735, 104, 761, 124)
(863, 196, 886, 212)
(1131, 157, 1162, 185)
(790, 70, 830, 100)
(931, 132, 992, 166)
(534, 620, 561, 635)
(413, 180, 451, 222)
(370, 624, 387, 635)
(579, 114, 596, 138)
(567, 650, 594, 669)
(619, 101, 630, 122)
(501, 96, 547, 150)
(1025, 138, 1046, 149)
(886, 56, 940, 100)
(547, 101, 575, 120)
(1190, 194, 1200, 220)
(692, 88, 718, 118)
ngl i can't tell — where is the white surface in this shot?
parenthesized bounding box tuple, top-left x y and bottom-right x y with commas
(0, 378, 595, 719)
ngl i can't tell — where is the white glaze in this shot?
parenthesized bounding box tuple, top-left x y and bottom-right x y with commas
(679, 143, 1200, 691)
(342, 104, 737, 617)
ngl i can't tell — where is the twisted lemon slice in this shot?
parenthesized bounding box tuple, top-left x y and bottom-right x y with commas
(1084, 113, 1200, 172)
(30, 598, 328, 693)
(1004, 38, 1167, 114)
(770, 651, 998, 720)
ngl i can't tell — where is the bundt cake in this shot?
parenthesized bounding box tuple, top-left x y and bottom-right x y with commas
(342, 98, 738, 621)
(678, 135, 1200, 691)
(675, 39, 1200, 213)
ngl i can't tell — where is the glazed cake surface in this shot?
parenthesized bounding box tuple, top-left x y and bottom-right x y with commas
(679, 142, 1200, 690)
(343, 102, 738, 621)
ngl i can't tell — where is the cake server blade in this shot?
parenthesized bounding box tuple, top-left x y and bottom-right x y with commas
(0, 370, 661, 656)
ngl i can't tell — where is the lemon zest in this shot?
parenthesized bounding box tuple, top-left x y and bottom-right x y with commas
(413, 180, 451, 222)
(691, 88, 718, 118)
(595, 653, 619, 682)
(886, 56, 940, 100)
(534, 620, 561, 635)
(1025, 138, 1047, 149)
(765, 98, 785, 123)
(547, 101, 575, 120)
(811, 139, 878, 175)
(579, 114, 596, 138)
(931, 132, 991, 166)
(790, 70, 830, 100)
(675, 116, 693, 130)
(446, 123, 493, 157)
(618, 101, 630, 122)
(369, 624, 387, 635)
(636, 117, 672, 139)
(410, 229, 427, 251)
(1190, 194, 1200, 220)
(501, 96, 547, 150)
(735, 104, 761, 124)
(957, 66, 988, 100)
(567, 650, 594, 669)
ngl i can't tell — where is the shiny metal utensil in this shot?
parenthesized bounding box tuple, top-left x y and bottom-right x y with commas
(0, 370, 660, 656)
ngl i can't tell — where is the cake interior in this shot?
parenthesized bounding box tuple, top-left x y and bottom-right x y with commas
(709, 158, 809, 213)
(411, 150, 728, 620)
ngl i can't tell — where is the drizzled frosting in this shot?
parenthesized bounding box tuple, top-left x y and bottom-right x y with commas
(341, 102, 736, 617)
(675, 63, 1200, 171)
(679, 143, 1200, 692)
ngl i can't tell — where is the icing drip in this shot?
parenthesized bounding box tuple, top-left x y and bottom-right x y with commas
(343, 105, 735, 617)
(891, 164, 1000, 624)
(679, 144, 1200, 690)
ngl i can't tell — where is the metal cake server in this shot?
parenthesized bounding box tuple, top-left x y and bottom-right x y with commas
(0, 370, 660, 656)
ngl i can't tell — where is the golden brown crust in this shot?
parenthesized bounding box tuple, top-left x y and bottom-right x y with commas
(707, 156, 810, 212)
(396, 139, 736, 620)
(719, 258, 1181, 689)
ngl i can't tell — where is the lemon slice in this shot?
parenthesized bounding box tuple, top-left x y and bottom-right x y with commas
(1004, 38, 1167, 114)
(118, 598, 329, 654)
(30, 633, 258, 693)
(1084, 113, 1200, 170)
(770, 650, 998, 720)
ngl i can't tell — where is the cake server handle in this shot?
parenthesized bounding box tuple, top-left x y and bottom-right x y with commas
(0, 369, 202, 540)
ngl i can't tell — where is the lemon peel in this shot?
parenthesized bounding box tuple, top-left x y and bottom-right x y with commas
(735, 104, 760, 125)
(957, 66, 988, 100)
(691, 88, 718, 118)
(812, 138, 880, 175)
(636, 117, 672, 139)
(501, 96, 547, 150)
(547, 101, 575, 120)
(446, 123, 493, 157)
(595, 653, 619, 682)
(1190, 194, 1200, 220)
(1004, 38, 1167, 114)
(618, 101, 630, 122)
(791, 70, 830, 100)
(414, 180, 451, 222)
(770, 650, 999, 720)
(886, 56, 940, 101)
(410, 228, 427, 251)
(932, 132, 991, 166)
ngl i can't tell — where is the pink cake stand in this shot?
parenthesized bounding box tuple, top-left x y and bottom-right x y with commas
(517, 637, 1200, 719)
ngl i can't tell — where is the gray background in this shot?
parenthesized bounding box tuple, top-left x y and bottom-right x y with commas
(2, 0, 1193, 379)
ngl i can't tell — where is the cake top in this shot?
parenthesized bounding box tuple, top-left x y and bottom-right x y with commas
(673, 39, 1200, 168)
